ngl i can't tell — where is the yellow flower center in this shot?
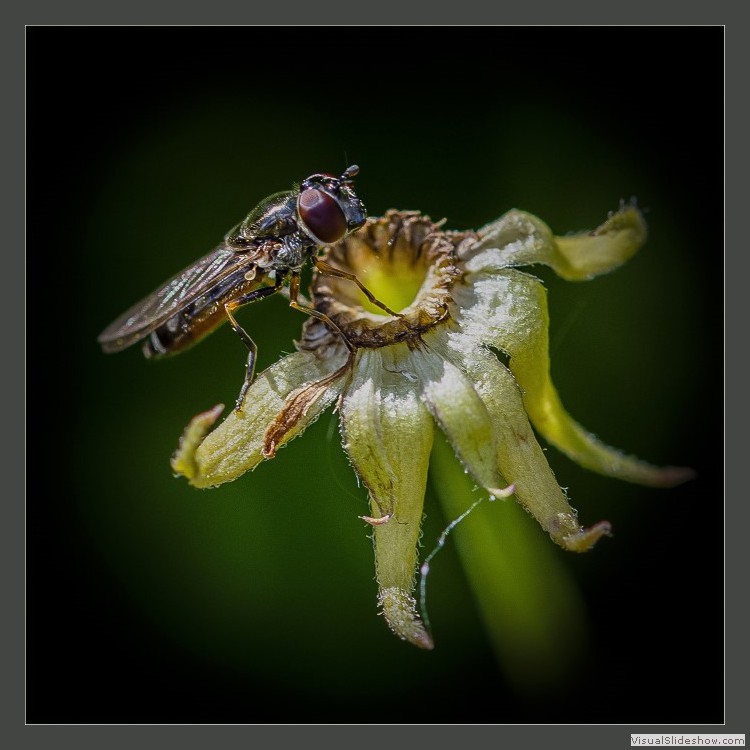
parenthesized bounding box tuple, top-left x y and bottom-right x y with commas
(304, 211, 469, 351)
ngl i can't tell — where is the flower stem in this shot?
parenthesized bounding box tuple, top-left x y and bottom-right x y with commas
(428, 437, 590, 694)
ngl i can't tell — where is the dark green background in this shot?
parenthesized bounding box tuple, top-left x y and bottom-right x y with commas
(28, 27, 723, 723)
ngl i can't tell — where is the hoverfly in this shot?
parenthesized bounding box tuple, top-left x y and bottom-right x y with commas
(98, 165, 399, 409)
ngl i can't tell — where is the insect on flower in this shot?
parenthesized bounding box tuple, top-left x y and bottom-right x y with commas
(98, 166, 401, 409)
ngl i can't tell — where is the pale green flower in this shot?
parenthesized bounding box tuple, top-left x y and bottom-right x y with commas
(172, 208, 692, 650)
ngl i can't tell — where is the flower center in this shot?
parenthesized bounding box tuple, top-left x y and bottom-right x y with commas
(303, 211, 471, 351)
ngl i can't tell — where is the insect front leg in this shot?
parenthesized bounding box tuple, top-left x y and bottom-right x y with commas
(313, 257, 404, 318)
(287, 273, 356, 354)
(225, 277, 284, 412)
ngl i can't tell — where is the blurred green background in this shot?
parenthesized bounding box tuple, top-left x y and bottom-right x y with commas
(27, 27, 723, 723)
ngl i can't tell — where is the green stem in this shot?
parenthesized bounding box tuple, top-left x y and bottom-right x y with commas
(428, 437, 591, 694)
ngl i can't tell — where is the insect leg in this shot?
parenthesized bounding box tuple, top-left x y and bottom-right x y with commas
(313, 257, 404, 318)
(225, 277, 284, 411)
(287, 272, 355, 354)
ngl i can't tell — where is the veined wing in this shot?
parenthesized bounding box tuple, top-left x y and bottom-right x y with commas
(98, 243, 263, 353)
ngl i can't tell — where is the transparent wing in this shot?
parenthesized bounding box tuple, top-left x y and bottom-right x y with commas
(98, 243, 262, 352)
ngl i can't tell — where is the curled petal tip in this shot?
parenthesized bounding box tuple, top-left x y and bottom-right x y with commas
(561, 520, 612, 553)
(378, 587, 434, 650)
(489, 483, 516, 499)
(651, 465, 696, 488)
(171, 404, 224, 480)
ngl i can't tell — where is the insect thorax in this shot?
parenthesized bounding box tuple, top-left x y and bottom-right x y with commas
(265, 232, 312, 272)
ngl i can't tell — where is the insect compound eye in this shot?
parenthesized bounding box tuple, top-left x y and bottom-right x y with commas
(298, 188, 348, 244)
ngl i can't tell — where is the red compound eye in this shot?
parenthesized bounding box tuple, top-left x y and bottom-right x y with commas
(298, 188, 347, 244)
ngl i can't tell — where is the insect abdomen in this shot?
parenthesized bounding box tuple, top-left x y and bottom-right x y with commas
(143, 305, 227, 358)
(142, 269, 263, 358)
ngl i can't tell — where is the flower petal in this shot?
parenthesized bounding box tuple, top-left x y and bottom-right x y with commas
(339, 346, 434, 649)
(171, 349, 349, 488)
(461, 205, 647, 280)
(411, 336, 513, 499)
(440, 329, 611, 553)
(453, 269, 693, 487)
